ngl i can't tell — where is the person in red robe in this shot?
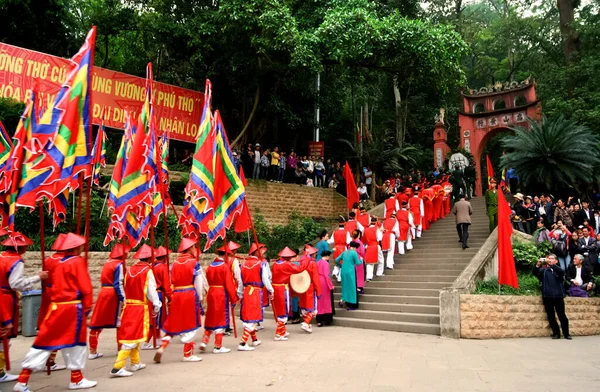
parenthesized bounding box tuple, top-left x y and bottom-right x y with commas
(382, 214, 400, 269)
(248, 243, 269, 331)
(396, 202, 414, 255)
(154, 238, 206, 363)
(0, 233, 48, 383)
(299, 245, 322, 333)
(408, 188, 424, 239)
(222, 241, 243, 336)
(14, 233, 96, 392)
(272, 247, 310, 341)
(110, 244, 162, 378)
(200, 249, 239, 354)
(141, 246, 172, 350)
(363, 217, 383, 281)
(328, 218, 351, 282)
(384, 194, 400, 219)
(88, 243, 130, 360)
(431, 184, 444, 221)
(237, 244, 274, 351)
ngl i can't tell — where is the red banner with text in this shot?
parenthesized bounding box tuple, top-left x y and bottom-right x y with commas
(308, 141, 324, 158)
(0, 42, 204, 144)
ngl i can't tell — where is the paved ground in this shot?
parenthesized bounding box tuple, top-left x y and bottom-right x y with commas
(6, 319, 600, 392)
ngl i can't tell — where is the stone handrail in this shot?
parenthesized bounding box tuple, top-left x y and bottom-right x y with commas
(439, 226, 536, 338)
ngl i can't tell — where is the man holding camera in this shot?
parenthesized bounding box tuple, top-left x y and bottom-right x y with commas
(534, 254, 571, 340)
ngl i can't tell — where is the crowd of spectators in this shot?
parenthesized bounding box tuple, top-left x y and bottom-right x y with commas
(511, 192, 600, 297)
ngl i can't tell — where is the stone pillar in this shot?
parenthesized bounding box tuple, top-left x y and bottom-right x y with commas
(433, 122, 450, 171)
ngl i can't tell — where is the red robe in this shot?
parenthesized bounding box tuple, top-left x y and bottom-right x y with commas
(332, 228, 348, 260)
(344, 220, 358, 235)
(396, 209, 410, 241)
(204, 259, 238, 331)
(153, 261, 172, 328)
(117, 262, 153, 344)
(358, 213, 370, 229)
(89, 258, 124, 329)
(271, 258, 308, 319)
(33, 255, 93, 350)
(162, 254, 202, 335)
(240, 256, 265, 323)
(384, 198, 397, 219)
(0, 251, 24, 338)
(299, 260, 322, 313)
(363, 226, 379, 264)
(381, 217, 398, 250)
(38, 253, 64, 330)
(408, 196, 423, 226)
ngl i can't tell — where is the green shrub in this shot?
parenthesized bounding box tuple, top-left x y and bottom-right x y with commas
(473, 273, 541, 296)
(512, 240, 552, 272)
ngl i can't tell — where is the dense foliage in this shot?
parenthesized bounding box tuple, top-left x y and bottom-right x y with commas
(1, 0, 599, 183)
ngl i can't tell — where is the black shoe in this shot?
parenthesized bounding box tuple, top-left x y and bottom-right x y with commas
(552, 335, 560, 339)
(565, 335, 572, 340)
(458, 239, 462, 243)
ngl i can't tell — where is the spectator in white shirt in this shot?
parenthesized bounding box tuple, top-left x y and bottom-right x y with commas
(253, 144, 262, 179)
(358, 182, 369, 201)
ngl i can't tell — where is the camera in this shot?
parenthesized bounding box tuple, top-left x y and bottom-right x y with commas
(541, 258, 547, 264)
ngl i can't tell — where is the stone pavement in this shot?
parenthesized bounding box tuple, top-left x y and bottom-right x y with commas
(6, 319, 600, 392)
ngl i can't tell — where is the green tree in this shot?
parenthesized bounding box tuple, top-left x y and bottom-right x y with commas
(500, 116, 600, 192)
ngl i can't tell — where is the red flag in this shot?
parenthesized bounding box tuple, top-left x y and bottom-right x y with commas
(486, 155, 494, 189)
(342, 161, 359, 210)
(234, 167, 251, 233)
(497, 189, 518, 288)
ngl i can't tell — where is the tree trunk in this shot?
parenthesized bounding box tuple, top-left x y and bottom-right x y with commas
(393, 76, 403, 148)
(362, 102, 369, 143)
(556, 0, 580, 65)
(231, 86, 260, 148)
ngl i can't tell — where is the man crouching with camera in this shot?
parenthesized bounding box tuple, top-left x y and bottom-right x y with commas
(534, 254, 572, 340)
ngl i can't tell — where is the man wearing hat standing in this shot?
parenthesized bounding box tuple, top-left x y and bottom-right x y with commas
(142, 246, 172, 350)
(110, 244, 162, 378)
(298, 246, 322, 333)
(88, 243, 130, 360)
(154, 238, 206, 363)
(0, 233, 48, 383)
(272, 248, 310, 341)
(363, 217, 384, 281)
(14, 233, 96, 391)
(485, 179, 499, 233)
(200, 248, 239, 354)
(408, 188, 424, 239)
(237, 243, 274, 351)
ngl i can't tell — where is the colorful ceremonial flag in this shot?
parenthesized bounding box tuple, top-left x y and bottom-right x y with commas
(486, 154, 494, 189)
(108, 109, 134, 213)
(500, 168, 507, 191)
(0, 121, 14, 194)
(17, 27, 96, 210)
(179, 79, 215, 236)
(112, 64, 154, 221)
(205, 111, 245, 249)
(497, 188, 518, 288)
(233, 167, 251, 233)
(158, 132, 171, 206)
(91, 113, 107, 186)
(342, 161, 359, 210)
(2, 88, 38, 230)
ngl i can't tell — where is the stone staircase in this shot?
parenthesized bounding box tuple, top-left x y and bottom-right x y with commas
(332, 197, 489, 335)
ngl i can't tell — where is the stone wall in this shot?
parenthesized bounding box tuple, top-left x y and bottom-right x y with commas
(461, 294, 600, 339)
(244, 180, 347, 226)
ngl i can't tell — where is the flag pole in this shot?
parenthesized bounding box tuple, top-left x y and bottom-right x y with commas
(38, 201, 52, 375)
(76, 174, 84, 235)
(84, 176, 92, 268)
(149, 225, 157, 348)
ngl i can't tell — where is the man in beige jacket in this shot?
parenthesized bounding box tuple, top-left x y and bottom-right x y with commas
(451, 193, 473, 249)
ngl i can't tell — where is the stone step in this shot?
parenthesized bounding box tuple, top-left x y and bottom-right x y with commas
(355, 302, 440, 314)
(332, 317, 441, 335)
(393, 265, 465, 272)
(393, 262, 469, 268)
(334, 281, 449, 289)
(346, 274, 457, 283)
(334, 286, 441, 297)
(335, 308, 440, 324)
(333, 293, 439, 306)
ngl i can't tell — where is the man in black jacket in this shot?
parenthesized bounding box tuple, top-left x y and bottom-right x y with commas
(566, 254, 594, 296)
(574, 200, 596, 230)
(534, 254, 571, 340)
(577, 227, 597, 271)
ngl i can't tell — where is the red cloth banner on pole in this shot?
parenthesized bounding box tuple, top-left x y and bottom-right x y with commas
(497, 189, 518, 288)
(486, 154, 494, 189)
(342, 161, 359, 211)
(0, 42, 204, 144)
